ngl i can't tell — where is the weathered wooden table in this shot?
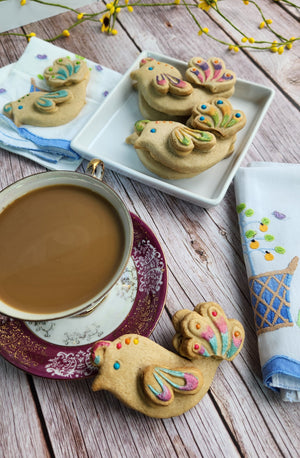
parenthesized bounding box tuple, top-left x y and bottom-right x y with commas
(0, 2, 299, 457)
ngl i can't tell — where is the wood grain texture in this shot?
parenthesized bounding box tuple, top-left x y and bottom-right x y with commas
(0, 1, 299, 457)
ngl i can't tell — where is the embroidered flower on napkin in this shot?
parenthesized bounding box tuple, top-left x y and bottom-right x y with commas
(234, 162, 300, 402)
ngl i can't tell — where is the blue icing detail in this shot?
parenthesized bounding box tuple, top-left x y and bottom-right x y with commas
(226, 342, 238, 359)
(66, 63, 73, 76)
(209, 335, 218, 354)
(201, 104, 207, 109)
(221, 332, 229, 355)
(113, 362, 120, 370)
(3, 104, 12, 112)
(57, 68, 68, 79)
(150, 128, 156, 133)
(200, 116, 205, 121)
(94, 355, 100, 365)
(217, 100, 223, 105)
(148, 67, 154, 70)
(18, 106, 23, 110)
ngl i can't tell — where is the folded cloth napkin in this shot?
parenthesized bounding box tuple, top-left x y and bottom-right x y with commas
(0, 37, 121, 170)
(234, 162, 300, 402)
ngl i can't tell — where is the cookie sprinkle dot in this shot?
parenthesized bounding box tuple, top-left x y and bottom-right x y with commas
(194, 344, 200, 350)
(212, 310, 217, 317)
(113, 362, 120, 370)
(116, 342, 122, 349)
(133, 338, 139, 345)
(196, 323, 201, 329)
(18, 105, 23, 110)
(148, 67, 154, 70)
(150, 128, 156, 133)
(201, 104, 207, 109)
(199, 116, 205, 121)
(235, 113, 241, 118)
(217, 100, 223, 105)
(234, 331, 241, 337)
(125, 338, 131, 345)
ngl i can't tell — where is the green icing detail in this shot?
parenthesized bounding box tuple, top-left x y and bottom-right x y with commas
(37, 74, 44, 80)
(220, 113, 230, 127)
(211, 112, 219, 126)
(180, 135, 191, 146)
(261, 217, 270, 225)
(135, 120, 149, 133)
(200, 131, 214, 142)
(245, 209, 254, 217)
(226, 118, 238, 128)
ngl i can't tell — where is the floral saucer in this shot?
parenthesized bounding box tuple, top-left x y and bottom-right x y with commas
(0, 213, 167, 379)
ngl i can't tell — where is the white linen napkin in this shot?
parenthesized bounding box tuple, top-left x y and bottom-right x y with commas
(234, 162, 300, 402)
(0, 37, 121, 170)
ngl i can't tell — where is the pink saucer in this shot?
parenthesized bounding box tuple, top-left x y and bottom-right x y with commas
(0, 213, 167, 379)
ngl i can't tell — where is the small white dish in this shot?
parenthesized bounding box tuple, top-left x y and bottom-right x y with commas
(71, 51, 275, 208)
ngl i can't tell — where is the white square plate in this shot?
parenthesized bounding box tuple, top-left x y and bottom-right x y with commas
(71, 51, 275, 208)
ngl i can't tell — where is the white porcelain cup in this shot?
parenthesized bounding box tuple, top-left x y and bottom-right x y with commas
(0, 160, 133, 321)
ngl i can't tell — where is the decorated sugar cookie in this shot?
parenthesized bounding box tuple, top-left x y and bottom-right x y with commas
(91, 302, 245, 418)
(3, 57, 89, 127)
(126, 119, 236, 179)
(130, 56, 236, 120)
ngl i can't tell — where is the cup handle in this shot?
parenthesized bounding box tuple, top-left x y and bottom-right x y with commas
(86, 159, 105, 181)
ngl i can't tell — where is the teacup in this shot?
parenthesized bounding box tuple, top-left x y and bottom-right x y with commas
(0, 160, 133, 321)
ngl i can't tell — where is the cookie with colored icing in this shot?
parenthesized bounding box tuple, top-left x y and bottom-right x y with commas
(130, 56, 236, 120)
(185, 57, 236, 94)
(44, 57, 89, 88)
(126, 119, 236, 179)
(187, 98, 246, 138)
(3, 57, 89, 127)
(91, 302, 245, 418)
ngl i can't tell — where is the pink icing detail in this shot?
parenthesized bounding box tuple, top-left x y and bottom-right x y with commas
(214, 316, 228, 334)
(201, 325, 214, 341)
(156, 75, 167, 86)
(199, 346, 206, 355)
(232, 335, 242, 348)
(181, 373, 199, 391)
(204, 68, 211, 80)
(91, 340, 110, 360)
(194, 344, 200, 350)
(212, 69, 222, 80)
(176, 80, 187, 88)
(157, 384, 172, 402)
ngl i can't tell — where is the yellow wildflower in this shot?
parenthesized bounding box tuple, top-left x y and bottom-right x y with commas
(62, 30, 70, 37)
(116, 7, 121, 13)
(100, 13, 111, 32)
(198, 30, 203, 36)
(127, 6, 133, 12)
(259, 22, 265, 29)
(248, 37, 255, 43)
(234, 46, 239, 52)
(198, 0, 216, 12)
(266, 19, 273, 24)
(111, 29, 118, 35)
(241, 37, 248, 43)
(243, 1, 249, 4)
(202, 27, 209, 34)
(77, 13, 84, 20)
(20, 0, 26, 5)
(228, 45, 234, 50)
(278, 46, 284, 54)
(174, 0, 181, 4)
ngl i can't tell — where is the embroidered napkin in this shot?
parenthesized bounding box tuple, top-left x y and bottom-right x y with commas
(234, 162, 300, 402)
(0, 37, 121, 170)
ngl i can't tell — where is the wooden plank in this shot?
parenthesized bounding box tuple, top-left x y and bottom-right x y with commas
(0, 358, 50, 457)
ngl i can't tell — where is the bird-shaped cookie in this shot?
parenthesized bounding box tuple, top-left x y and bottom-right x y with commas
(126, 119, 236, 179)
(3, 57, 89, 127)
(91, 301, 245, 418)
(130, 57, 236, 121)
